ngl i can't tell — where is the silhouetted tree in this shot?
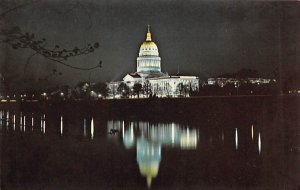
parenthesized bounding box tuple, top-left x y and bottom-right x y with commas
(93, 82, 109, 97)
(133, 83, 143, 98)
(117, 82, 129, 98)
(143, 80, 152, 98)
(177, 83, 184, 97)
(0, 1, 102, 94)
(0, 26, 101, 71)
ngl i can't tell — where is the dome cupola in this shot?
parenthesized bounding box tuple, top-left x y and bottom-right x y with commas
(137, 25, 161, 73)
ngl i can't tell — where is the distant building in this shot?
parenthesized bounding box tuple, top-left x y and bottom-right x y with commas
(107, 26, 199, 98)
(207, 77, 276, 87)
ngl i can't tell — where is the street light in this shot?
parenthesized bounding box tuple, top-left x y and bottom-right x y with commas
(234, 82, 239, 96)
(131, 88, 134, 98)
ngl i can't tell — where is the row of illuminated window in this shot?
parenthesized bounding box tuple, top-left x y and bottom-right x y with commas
(137, 62, 160, 67)
(141, 48, 157, 51)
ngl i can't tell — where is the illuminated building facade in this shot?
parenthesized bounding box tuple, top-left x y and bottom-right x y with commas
(207, 77, 276, 87)
(107, 26, 199, 98)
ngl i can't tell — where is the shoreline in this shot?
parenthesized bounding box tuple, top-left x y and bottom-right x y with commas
(1, 95, 298, 117)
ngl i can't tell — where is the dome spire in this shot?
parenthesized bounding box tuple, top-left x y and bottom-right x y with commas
(146, 24, 152, 41)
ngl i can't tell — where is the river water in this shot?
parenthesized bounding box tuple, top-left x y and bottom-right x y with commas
(1, 97, 299, 189)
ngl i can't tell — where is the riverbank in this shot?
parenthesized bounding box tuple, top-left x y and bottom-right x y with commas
(1, 95, 299, 120)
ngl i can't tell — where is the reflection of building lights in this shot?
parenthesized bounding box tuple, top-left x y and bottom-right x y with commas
(91, 118, 94, 140)
(251, 125, 254, 140)
(20, 112, 23, 131)
(258, 132, 261, 155)
(60, 116, 63, 136)
(13, 114, 15, 130)
(23, 116, 26, 132)
(180, 128, 198, 149)
(221, 130, 224, 142)
(31, 116, 34, 131)
(83, 118, 86, 137)
(42, 114, 46, 134)
(6, 111, 9, 125)
(40, 115, 43, 132)
(107, 121, 201, 188)
(235, 128, 238, 150)
(171, 123, 175, 144)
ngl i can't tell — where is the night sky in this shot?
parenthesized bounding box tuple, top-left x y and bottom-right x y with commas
(0, 0, 299, 89)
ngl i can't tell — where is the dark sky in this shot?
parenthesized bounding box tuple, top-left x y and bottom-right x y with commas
(0, 0, 299, 89)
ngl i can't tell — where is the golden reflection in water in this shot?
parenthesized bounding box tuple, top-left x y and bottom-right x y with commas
(137, 138, 161, 188)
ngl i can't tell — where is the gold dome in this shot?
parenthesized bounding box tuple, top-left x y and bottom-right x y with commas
(139, 25, 159, 56)
(140, 41, 158, 51)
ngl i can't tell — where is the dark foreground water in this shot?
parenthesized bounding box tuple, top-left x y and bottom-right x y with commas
(1, 96, 300, 190)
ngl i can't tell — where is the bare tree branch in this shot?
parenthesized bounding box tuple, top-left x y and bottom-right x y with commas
(1, 26, 101, 71)
(0, 0, 39, 18)
(24, 52, 38, 73)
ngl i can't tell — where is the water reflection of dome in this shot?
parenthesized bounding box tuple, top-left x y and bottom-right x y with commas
(137, 137, 161, 188)
(107, 121, 199, 188)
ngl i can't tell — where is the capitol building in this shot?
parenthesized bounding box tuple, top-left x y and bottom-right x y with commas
(107, 26, 199, 98)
